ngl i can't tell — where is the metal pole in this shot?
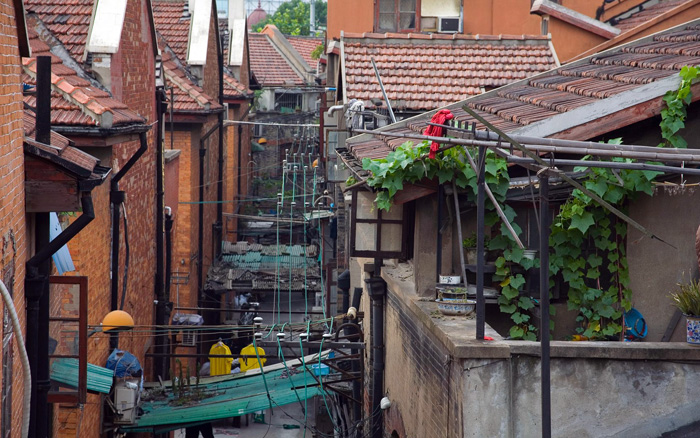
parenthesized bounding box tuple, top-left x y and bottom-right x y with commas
(539, 171, 551, 438)
(370, 58, 396, 124)
(476, 145, 486, 340)
(451, 182, 468, 291)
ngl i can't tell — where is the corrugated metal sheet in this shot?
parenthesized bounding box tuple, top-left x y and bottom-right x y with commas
(121, 366, 323, 432)
(50, 358, 114, 394)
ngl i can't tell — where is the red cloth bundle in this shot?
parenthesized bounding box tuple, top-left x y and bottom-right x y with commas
(423, 109, 454, 159)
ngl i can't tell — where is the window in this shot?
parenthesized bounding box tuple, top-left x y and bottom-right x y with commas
(376, 0, 418, 32)
(274, 91, 303, 113)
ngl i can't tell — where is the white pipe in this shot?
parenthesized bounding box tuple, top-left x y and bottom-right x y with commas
(0, 279, 30, 438)
(326, 104, 344, 118)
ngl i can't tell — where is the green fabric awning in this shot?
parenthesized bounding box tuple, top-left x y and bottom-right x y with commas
(251, 141, 265, 152)
(50, 358, 114, 394)
(120, 365, 323, 432)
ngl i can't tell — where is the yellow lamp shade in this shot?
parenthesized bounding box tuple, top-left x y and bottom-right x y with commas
(100, 310, 134, 332)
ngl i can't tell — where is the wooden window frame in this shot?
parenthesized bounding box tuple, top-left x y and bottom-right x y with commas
(374, 0, 421, 33)
(47, 275, 88, 405)
(350, 189, 410, 259)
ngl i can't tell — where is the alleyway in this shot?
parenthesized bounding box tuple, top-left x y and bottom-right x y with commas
(175, 401, 315, 438)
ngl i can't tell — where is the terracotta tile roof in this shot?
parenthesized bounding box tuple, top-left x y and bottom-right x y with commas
(223, 73, 251, 98)
(24, 0, 94, 60)
(286, 36, 323, 68)
(153, 0, 191, 62)
(23, 111, 100, 177)
(161, 44, 222, 113)
(23, 27, 145, 129)
(249, 33, 305, 87)
(342, 34, 558, 111)
(610, 0, 691, 32)
(345, 22, 700, 162)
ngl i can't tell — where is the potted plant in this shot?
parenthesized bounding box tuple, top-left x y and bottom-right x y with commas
(670, 279, 700, 345)
(462, 232, 490, 265)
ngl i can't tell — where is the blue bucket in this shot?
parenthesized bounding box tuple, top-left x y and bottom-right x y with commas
(624, 308, 647, 339)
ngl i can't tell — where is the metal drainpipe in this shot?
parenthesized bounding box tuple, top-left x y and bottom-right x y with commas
(110, 131, 149, 349)
(366, 275, 386, 438)
(196, 123, 219, 332)
(197, 138, 206, 355)
(154, 86, 167, 380)
(27, 194, 95, 438)
(215, 35, 224, 260)
(350, 286, 363, 430)
(26, 55, 51, 438)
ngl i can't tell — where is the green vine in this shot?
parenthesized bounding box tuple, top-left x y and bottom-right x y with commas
(549, 141, 660, 338)
(660, 65, 698, 148)
(362, 141, 538, 339)
(360, 66, 694, 340)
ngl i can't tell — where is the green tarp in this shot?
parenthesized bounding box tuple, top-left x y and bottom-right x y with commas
(50, 358, 114, 394)
(120, 366, 323, 432)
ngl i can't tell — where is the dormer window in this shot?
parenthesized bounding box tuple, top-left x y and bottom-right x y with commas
(376, 0, 418, 32)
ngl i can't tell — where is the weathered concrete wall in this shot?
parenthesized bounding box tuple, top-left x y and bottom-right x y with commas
(464, 355, 700, 437)
(384, 285, 463, 438)
(375, 264, 700, 438)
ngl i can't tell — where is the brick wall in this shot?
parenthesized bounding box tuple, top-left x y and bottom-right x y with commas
(56, 0, 158, 436)
(380, 288, 463, 438)
(0, 2, 28, 437)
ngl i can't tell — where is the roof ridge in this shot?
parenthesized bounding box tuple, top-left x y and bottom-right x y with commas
(22, 57, 115, 128)
(163, 63, 216, 110)
(342, 31, 551, 42)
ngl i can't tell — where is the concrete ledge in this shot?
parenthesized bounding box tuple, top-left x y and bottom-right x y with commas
(382, 263, 700, 362)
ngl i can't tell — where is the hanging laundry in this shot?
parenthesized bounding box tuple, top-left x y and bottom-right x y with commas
(239, 344, 266, 372)
(423, 109, 454, 159)
(209, 341, 233, 376)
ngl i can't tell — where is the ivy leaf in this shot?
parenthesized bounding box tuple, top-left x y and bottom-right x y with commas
(512, 312, 530, 324)
(518, 296, 535, 310)
(523, 331, 537, 341)
(509, 326, 525, 339)
(569, 211, 595, 234)
(509, 274, 526, 290)
(500, 303, 517, 314)
(502, 285, 519, 300)
(436, 166, 454, 184)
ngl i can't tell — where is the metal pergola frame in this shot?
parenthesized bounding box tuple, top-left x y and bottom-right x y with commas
(351, 105, 699, 437)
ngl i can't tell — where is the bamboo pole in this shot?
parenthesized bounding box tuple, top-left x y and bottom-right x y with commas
(351, 128, 700, 164)
(428, 121, 700, 157)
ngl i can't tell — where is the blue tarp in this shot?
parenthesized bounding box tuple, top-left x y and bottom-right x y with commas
(49, 212, 75, 274)
(105, 349, 143, 378)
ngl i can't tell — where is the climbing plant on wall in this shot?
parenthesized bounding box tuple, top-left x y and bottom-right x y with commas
(660, 65, 698, 148)
(361, 65, 697, 340)
(548, 141, 661, 338)
(362, 141, 539, 339)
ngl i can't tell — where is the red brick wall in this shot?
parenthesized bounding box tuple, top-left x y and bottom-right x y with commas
(0, 2, 28, 437)
(56, 0, 158, 436)
(166, 128, 195, 308)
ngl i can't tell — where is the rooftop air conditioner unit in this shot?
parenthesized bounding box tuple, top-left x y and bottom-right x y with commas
(438, 17, 460, 33)
(112, 380, 139, 424)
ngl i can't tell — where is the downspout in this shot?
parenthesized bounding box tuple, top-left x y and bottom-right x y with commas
(235, 105, 252, 219)
(215, 28, 225, 259)
(350, 286, 363, 429)
(154, 86, 167, 380)
(365, 272, 386, 438)
(110, 130, 149, 349)
(27, 194, 95, 438)
(26, 54, 50, 438)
